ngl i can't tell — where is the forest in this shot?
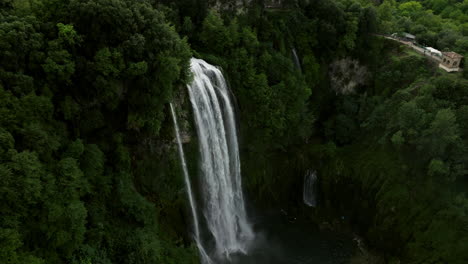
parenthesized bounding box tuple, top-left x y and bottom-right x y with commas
(0, 0, 467, 263)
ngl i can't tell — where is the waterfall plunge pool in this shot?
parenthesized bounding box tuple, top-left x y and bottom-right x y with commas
(222, 211, 356, 264)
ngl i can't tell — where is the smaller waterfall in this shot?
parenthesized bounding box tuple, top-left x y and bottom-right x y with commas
(303, 170, 317, 207)
(292, 48, 302, 73)
(169, 103, 213, 264)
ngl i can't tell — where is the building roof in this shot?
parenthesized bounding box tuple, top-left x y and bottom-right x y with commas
(426, 47, 442, 56)
(443, 52, 463, 59)
(403, 33, 416, 39)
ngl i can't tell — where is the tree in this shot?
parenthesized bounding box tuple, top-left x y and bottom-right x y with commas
(428, 158, 449, 178)
(391, 130, 405, 147)
(422, 108, 460, 158)
(199, 10, 231, 54)
(398, 1, 423, 18)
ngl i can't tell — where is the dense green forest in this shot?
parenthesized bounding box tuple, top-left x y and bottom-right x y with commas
(1, 0, 467, 263)
(377, 0, 468, 59)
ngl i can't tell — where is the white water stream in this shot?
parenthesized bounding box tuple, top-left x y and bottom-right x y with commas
(169, 103, 213, 264)
(172, 58, 254, 263)
(303, 170, 317, 207)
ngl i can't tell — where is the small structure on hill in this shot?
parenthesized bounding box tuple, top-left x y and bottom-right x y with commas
(402, 32, 416, 43)
(425, 47, 442, 57)
(439, 52, 463, 72)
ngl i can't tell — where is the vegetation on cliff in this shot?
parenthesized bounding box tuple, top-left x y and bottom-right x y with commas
(1, 0, 467, 263)
(0, 0, 195, 263)
(376, 0, 468, 62)
(317, 39, 468, 263)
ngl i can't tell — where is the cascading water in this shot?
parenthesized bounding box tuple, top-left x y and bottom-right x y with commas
(169, 103, 213, 264)
(303, 170, 317, 207)
(292, 48, 302, 73)
(186, 58, 254, 260)
(172, 60, 356, 264)
(170, 103, 200, 240)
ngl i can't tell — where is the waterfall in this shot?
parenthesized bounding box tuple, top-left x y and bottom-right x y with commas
(170, 103, 213, 264)
(187, 58, 254, 260)
(292, 48, 302, 73)
(303, 170, 317, 207)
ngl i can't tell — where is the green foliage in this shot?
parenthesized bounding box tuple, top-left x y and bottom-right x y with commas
(191, 5, 369, 149)
(376, 0, 468, 57)
(199, 10, 232, 54)
(0, 0, 195, 263)
(317, 33, 468, 263)
(399, 1, 423, 17)
(391, 130, 405, 146)
(2, 0, 466, 263)
(428, 158, 449, 177)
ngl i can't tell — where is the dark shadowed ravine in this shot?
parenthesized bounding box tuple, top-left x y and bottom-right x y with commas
(224, 211, 356, 264)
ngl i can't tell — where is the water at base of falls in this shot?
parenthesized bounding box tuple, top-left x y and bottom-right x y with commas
(225, 211, 356, 264)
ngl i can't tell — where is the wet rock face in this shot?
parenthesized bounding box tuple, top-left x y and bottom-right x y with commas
(329, 58, 370, 95)
(172, 85, 193, 144)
